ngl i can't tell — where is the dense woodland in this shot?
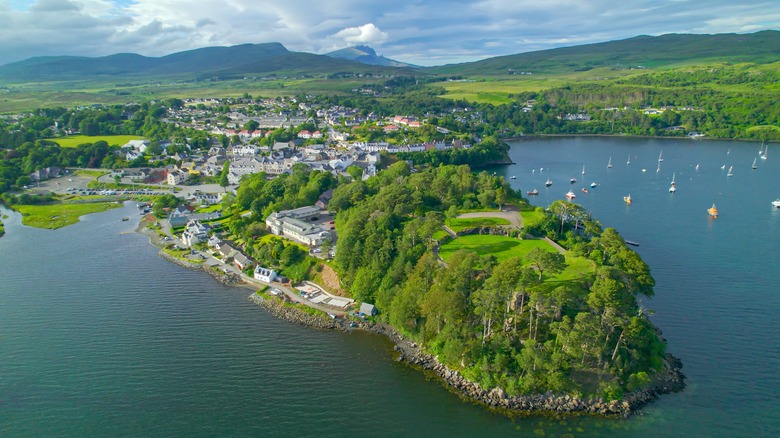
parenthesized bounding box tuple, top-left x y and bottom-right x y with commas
(327, 163, 663, 399)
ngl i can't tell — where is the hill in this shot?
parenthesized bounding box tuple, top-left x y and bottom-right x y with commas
(427, 30, 780, 76)
(0, 42, 413, 82)
(325, 45, 417, 68)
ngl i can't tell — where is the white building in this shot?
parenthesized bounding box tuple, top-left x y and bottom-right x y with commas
(181, 220, 210, 247)
(254, 266, 277, 283)
(265, 206, 329, 247)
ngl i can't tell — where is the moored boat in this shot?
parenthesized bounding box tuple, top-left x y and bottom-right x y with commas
(708, 204, 719, 218)
(624, 194, 632, 205)
(772, 199, 780, 208)
(527, 188, 539, 196)
(565, 190, 576, 200)
(581, 188, 588, 194)
(570, 177, 577, 184)
(510, 175, 517, 179)
(545, 179, 553, 187)
(590, 182, 597, 188)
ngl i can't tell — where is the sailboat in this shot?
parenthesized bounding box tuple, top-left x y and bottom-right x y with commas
(752, 157, 758, 170)
(607, 156, 613, 168)
(708, 204, 719, 218)
(727, 165, 733, 177)
(761, 144, 768, 160)
(627, 154, 631, 165)
(624, 194, 632, 205)
(657, 161, 661, 173)
(658, 150, 664, 162)
(669, 173, 676, 193)
(582, 165, 586, 176)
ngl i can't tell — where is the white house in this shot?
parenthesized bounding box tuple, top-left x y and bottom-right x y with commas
(181, 220, 210, 247)
(167, 169, 189, 185)
(254, 266, 277, 283)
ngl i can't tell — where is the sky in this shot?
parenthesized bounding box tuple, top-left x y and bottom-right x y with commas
(0, 0, 778, 66)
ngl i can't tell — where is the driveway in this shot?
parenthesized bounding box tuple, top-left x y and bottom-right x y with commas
(457, 208, 524, 228)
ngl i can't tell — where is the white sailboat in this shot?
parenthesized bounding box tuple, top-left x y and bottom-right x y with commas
(582, 165, 586, 176)
(669, 172, 676, 193)
(627, 154, 631, 165)
(727, 165, 734, 177)
(607, 156, 613, 168)
(752, 157, 758, 170)
(658, 150, 664, 162)
(761, 144, 768, 160)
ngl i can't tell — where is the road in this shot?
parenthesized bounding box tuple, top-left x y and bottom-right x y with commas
(456, 208, 524, 228)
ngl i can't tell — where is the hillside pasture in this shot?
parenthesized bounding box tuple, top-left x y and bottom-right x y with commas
(49, 135, 143, 148)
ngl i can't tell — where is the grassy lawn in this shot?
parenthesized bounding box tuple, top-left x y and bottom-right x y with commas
(439, 235, 555, 263)
(75, 169, 108, 178)
(48, 135, 143, 148)
(446, 216, 510, 233)
(520, 210, 547, 229)
(14, 202, 122, 229)
(439, 234, 595, 283)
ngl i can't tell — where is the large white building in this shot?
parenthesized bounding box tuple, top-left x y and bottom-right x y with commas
(265, 206, 329, 247)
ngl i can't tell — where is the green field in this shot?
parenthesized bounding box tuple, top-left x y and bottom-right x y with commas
(438, 234, 594, 283)
(446, 216, 510, 233)
(14, 202, 122, 229)
(48, 135, 143, 148)
(520, 209, 547, 229)
(439, 234, 555, 263)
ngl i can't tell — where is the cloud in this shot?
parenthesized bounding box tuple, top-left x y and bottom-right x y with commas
(332, 23, 388, 46)
(0, 0, 776, 66)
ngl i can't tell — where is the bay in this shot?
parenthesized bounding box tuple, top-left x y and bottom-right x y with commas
(1, 136, 778, 436)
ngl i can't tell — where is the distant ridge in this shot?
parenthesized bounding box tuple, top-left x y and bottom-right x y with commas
(2, 31, 778, 83)
(325, 45, 417, 68)
(0, 42, 412, 82)
(426, 30, 780, 75)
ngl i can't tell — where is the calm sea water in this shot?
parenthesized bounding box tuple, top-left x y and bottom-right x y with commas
(1, 137, 778, 437)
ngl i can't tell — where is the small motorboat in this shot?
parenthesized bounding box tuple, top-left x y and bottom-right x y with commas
(545, 179, 553, 187)
(581, 188, 588, 194)
(527, 189, 539, 196)
(772, 199, 780, 208)
(708, 204, 719, 218)
(510, 175, 517, 179)
(624, 194, 632, 205)
(570, 178, 577, 184)
(565, 190, 576, 200)
(590, 182, 597, 188)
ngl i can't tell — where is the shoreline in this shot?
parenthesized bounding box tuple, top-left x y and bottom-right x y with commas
(138, 221, 685, 419)
(502, 133, 764, 143)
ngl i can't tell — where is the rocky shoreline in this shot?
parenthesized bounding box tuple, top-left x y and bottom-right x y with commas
(247, 292, 685, 418)
(142, 223, 685, 419)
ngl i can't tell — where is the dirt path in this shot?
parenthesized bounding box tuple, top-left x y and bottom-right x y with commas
(457, 208, 524, 228)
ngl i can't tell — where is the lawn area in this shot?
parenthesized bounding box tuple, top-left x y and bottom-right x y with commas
(520, 209, 547, 229)
(439, 234, 555, 263)
(438, 234, 595, 283)
(48, 135, 143, 148)
(446, 216, 510, 233)
(14, 202, 122, 229)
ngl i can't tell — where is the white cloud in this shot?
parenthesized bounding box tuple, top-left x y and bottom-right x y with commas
(332, 23, 388, 46)
(0, 0, 777, 66)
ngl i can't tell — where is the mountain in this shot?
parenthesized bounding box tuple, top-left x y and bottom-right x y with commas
(325, 45, 417, 68)
(0, 43, 413, 82)
(427, 30, 780, 76)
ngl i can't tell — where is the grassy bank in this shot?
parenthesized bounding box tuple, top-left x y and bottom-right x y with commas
(13, 202, 122, 229)
(48, 135, 144, 148)
(445, 216, 510, 233)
